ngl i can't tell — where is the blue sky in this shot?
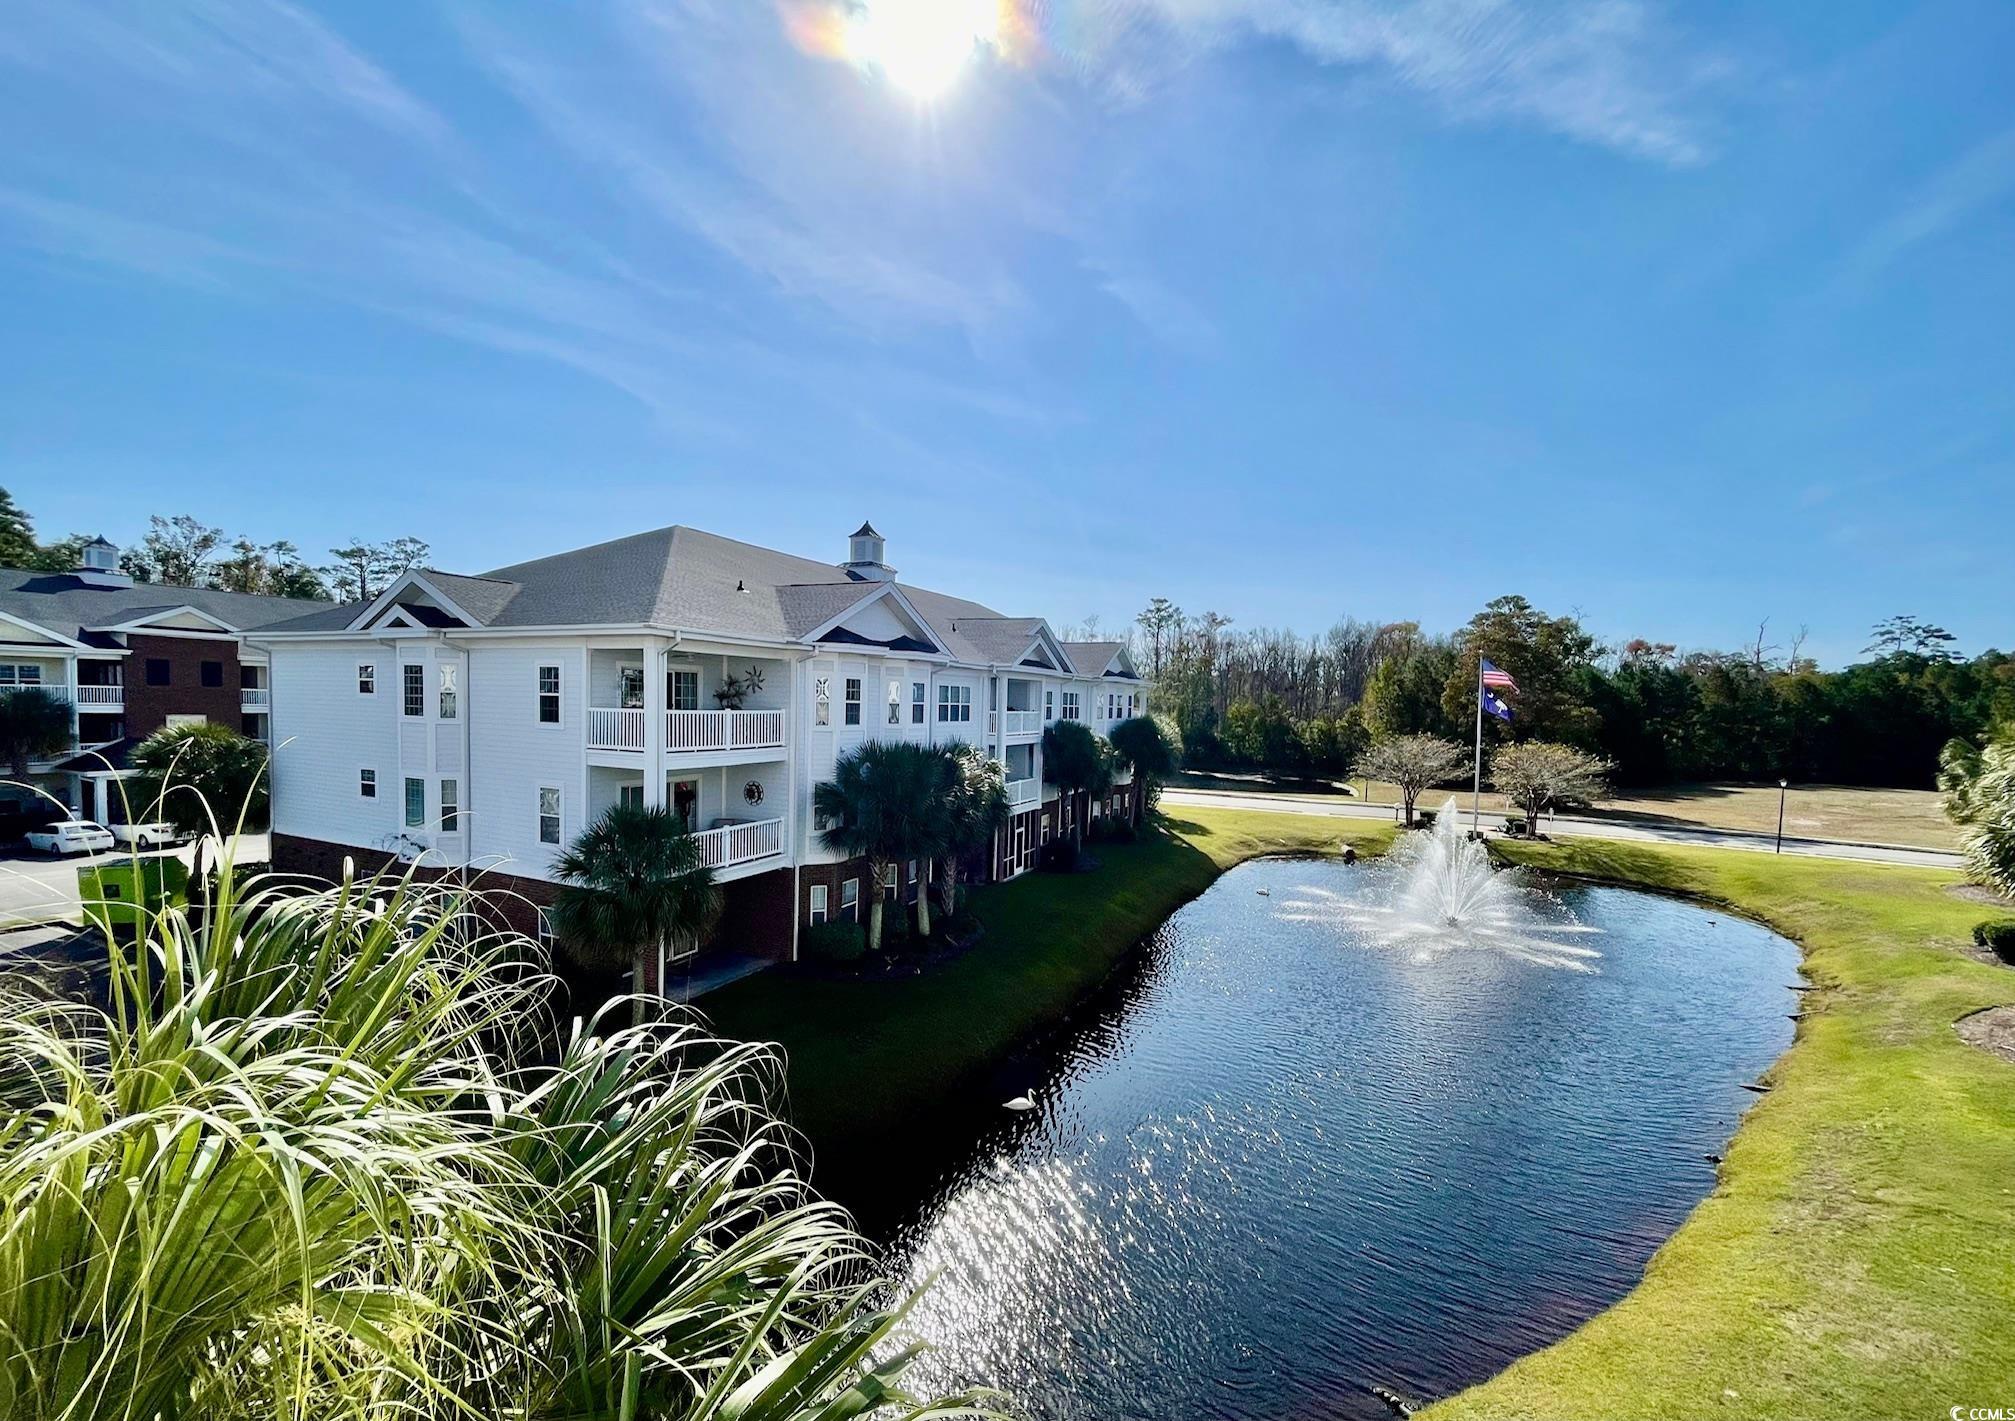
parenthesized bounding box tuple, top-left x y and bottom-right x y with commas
(2, 1, 2009, 666)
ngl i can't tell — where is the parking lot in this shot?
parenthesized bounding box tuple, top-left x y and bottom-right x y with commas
(0, 834, 272, 930)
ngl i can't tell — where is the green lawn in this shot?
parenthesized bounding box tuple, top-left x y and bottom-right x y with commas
(707, 811, 2015, 1418)
(1427, 837, 2015, 1419)
(704, 807, 1394, 1141)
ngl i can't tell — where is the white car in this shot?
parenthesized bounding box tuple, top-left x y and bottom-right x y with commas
(110, 822, 185, 850)
(25, 820, 116, 856)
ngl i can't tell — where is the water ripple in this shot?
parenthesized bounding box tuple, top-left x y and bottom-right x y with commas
(874, 858, 1797, 1420)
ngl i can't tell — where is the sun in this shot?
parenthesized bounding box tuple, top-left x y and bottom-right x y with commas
(844, 0, 1000, 100)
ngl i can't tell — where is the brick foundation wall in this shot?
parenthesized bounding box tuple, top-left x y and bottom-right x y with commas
(798, 854, 928, 927)
(715, 867, 795, 963)
(271, 832, 558, 942)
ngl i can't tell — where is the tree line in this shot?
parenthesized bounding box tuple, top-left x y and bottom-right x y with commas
(1127, 595, 2010, 790)
(0, 488, 430, 603)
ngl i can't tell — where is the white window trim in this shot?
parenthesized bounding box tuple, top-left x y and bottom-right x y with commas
(808, 884, 829, 925)
(439, 777, 459, 833)
(536, 664, 563, 729)
(671, 667, 700, 713)
(358, 663, 376, 695)
(359, 767, 377, 799)
(536, 907, 556, 953)
(840, 877, 860, 923)
(537, 785, 562, 845)
(404, 776, 426, 829)
(843, 677, 862, 726)
(401, 664, 425, 718)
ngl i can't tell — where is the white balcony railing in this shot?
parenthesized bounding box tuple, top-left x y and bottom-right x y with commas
(1006, 777, 1039, 808)
(74, 685, 121, 705)
(1003, 709, 1041, 736)
(241, 687, 270, 706)
(588, 707, 787, 754)
(667, 708, 785, 752)
(588, 707, 646, 751)
(694, 816, 785, 870)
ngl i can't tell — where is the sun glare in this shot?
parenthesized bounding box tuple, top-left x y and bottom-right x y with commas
(844, 0, 1000, 100)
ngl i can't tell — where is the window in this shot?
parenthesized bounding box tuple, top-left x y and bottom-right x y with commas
(0, 664, 43, 686)
(402, 664, 425, 717)
(1062, 691, 1080, 721)
(404, 777, 425, 828)
(536, 908, 556, 954)
(808, 884, 829, 925)
(1045, 689, 1054, 720)
(814, 676, 831, 726)
(357, 663, 376, 694)
(671, 668, 699, 712)
(438, 665, 457, 720)
(887, 679, 901, 725)
(146, 659, 170, 687)
(843, 677, 861, 726)
(936, 684, 971, 723)
(904, 859, 919, 902)
(439, 778, 459, 833)
(619, 783, 644, 811)
(359, 768, 377, 799)
(839, 878, 860, 923)
(883, 864, 899, 903)
(537, 665, 561, 724)
(618, 666, 644, 708)
(912, 681, 926, 724)
(537, 787, 561, 845)
(200, 660, 223, 688)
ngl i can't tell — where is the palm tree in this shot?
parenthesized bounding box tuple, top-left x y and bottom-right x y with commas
(0, 685, 71, 780)
(1941, 730, 2015, 898)
(130, 721, 271, 833)
(1108, 715, 1178, 829)
(931, 742, 1010, 919)
(814, 741, 947, 951)
(1041, 720, 1113, 854)
(0, 804, 988, 1421)
(550, 801, 722, 989)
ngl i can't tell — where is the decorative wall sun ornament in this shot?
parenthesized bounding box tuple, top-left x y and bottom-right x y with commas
(743, 780, 765, 806)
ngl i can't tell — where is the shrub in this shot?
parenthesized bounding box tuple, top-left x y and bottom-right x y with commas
(1414, 808, 1437, 831)
(802, 919, 866, 963)
(1503, 816, 1528, 836)
(1039, 837, 1080, 872)
(1974, 920, 2015, 965)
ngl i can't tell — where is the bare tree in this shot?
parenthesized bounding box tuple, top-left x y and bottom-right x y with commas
(1352, 734, 1469, 827)
(325, 537, 433, 603)
(1491, 741, 1612, 836)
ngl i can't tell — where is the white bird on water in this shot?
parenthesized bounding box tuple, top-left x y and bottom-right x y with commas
(1003, 1093, 1036, 1112)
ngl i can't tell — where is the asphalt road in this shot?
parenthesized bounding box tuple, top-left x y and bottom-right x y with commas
(1160, 788, 1965, 870)
(0, 833, 273, 930)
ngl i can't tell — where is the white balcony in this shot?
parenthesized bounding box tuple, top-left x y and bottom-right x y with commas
(695, 816, 784, 870)
(1006, 777, 1040, 808)
(241, 687, 270, 707)
(1003, 709, 1042, 737)
(669, 708, 784, 752)
(73, 684, 121, 706)
(587, 707, 787, 756)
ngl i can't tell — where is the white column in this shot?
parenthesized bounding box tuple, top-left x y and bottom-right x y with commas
(643, 640, 667, 809)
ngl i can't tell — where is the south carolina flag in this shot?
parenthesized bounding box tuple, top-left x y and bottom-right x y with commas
(1482, 687, 1515, 722)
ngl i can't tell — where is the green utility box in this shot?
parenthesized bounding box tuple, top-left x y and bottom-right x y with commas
(79, 857, 190, 936)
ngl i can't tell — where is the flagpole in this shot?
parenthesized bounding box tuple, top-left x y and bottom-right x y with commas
(1471, 656, 1484, 835)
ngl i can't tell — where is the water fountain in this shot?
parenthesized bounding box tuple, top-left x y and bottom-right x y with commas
(1277, 798, 1603, 971)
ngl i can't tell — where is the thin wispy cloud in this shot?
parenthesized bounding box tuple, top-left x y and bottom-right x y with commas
(1084, 0, 1718, 165)
(5, 0, 448, 147)
(1840, 126, 2015, 288)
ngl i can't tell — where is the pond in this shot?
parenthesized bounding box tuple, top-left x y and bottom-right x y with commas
(863, 852, 1799, 1420)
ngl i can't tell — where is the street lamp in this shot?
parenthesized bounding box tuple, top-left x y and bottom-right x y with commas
(1776, 779, 1789, 854)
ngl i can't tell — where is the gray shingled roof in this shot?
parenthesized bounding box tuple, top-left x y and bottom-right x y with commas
(947, 617, 1047, 664)
(0, 569, 332, 643)
(255, 525, 1114, 670)
(1062, 641, 1136, 678)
